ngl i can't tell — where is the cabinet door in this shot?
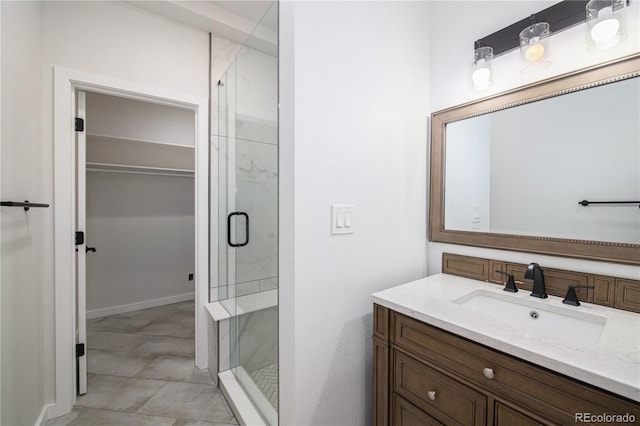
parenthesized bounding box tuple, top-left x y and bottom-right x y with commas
(373, 336, 389, 426)
(494, 401, 545, 426)
(393, 394, 444, 426)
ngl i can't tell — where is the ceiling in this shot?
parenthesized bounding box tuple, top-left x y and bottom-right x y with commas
(123, 0, 276, 51)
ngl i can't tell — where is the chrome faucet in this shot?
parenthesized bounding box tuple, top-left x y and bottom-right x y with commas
(524, 263, 548, 299)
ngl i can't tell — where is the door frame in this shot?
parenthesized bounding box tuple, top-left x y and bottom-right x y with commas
(52, 67, 209, 418)
(75, 89, 88, 396)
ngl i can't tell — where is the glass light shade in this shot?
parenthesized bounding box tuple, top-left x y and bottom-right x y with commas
(586, 0, 626, 50)
(519, 22, 551, 74)
(472, 46, 493, 91)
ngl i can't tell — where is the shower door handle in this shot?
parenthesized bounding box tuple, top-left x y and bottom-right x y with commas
(227, 212, 249, 247)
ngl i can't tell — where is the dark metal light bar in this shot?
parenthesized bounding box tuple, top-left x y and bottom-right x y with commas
(474, 1, 590, 57)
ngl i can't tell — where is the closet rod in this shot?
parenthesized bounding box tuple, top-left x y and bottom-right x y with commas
(86, 161, 193, 174)
(86, 168, 194, 178)
(1, 200, 50, 211)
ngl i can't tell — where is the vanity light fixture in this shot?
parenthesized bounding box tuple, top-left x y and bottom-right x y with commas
(473, 1, 589, 74)
(519, 22, 551, 73)
(472, 46, 494, 90)
(586, 0, 627, 50)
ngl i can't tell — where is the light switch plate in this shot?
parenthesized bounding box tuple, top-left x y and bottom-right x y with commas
(471, 204, 481, 229)
(331, 204, 354, 235)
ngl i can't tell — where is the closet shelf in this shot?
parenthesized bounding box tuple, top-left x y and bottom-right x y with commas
(86, 162, 194, 177)
(87, 134, 194, 172)
(87, 132, 195, 149)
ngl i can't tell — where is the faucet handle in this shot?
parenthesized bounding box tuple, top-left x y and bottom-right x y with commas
(562, 285, 594, 306)
(495, 270, 518, 293)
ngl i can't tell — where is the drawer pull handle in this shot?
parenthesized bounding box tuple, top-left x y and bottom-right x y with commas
(427, 390, 436, 401)
(483, 368, 495, 379)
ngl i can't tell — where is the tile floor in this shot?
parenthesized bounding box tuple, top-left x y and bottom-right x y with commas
(47, 301, 238, 426)
(249, 363, 278, 411)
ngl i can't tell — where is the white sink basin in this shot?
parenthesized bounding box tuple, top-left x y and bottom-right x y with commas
(452, 289, 607, 345)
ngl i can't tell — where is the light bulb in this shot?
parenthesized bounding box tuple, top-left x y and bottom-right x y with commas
(591, 6, 620, 43)
(586, 1, 626, 51)
(525, 41, 545, 63)
(591, 18, 620, 43)
(472, 67, 491, 90)
(519, 23, 550, 73)
(471, 46, 493, 91)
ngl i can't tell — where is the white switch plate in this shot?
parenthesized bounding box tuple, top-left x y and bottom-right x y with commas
(331, 204, 354, 235)
(471, 204, 481, 228)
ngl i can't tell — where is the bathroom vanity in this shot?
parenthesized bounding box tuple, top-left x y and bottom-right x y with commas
(372, 274, 640, 425)
(385, 53, 640, 425)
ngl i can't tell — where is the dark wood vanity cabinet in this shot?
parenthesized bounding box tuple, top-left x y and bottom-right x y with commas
(373, 304, 640, 426)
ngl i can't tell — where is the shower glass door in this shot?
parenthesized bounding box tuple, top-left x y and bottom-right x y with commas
(216, 2, 278, 423)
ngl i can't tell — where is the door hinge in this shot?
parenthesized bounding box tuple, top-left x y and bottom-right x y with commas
(75, 118, 85, 132)
(75, 231, 84, 245)
(76, 343, 85, 358)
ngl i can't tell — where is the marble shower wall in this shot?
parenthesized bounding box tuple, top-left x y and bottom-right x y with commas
(210, 34, 242, 299)
(211, 35, 242, 138)
(234, 138, 277, 286)
(210, 3, 279, 419)
(214, 42, 278, 301)
(236, 306, 278, 374)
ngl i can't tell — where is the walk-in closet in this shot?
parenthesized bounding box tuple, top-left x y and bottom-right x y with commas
(84, 92, 196, 319)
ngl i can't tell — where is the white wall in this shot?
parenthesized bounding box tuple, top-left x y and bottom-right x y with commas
(445, 115, 491, 231)
(42, 1, 208, 97)
(1, 1, 210, 420)
(86, 92, 196, 147)
(0, 2, 47, 425)
(279, 2, 430, 424)
(86, 172, 195, 315)
(428, 0, 640, 280)
(84, 92, 197, 316)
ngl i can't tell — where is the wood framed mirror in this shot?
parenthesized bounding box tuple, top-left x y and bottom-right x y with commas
(429, 53, 640, 265)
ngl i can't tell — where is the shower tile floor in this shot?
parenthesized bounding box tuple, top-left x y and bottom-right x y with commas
(47, 301, 238, 426)
(249, 363, 279, 411)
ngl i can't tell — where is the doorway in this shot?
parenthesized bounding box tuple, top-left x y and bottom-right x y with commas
(78, 91, 196, 395)
(52, 67, 209, 418)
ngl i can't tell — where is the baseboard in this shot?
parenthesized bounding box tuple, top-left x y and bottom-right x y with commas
(87, 292, 195, 319)
(36, 403, 55, 426)
(46, 402, 70, 424)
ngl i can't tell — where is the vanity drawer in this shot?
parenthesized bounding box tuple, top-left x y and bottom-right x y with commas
(493, 400, 545, 426)
(392, 312, 640, 425)
(393, 350, 486, 425)
(392, 393, 444, 426)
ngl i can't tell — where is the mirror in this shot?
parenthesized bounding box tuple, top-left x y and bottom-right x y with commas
(429, 53, 640, 265)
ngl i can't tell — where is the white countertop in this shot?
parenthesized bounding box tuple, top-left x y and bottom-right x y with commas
(372, 273, 640, 402)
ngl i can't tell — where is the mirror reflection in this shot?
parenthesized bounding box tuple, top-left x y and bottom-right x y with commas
(444, 76, 640, 244)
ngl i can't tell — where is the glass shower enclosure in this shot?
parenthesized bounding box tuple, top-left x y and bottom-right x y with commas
(212, 2, 278, 424)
